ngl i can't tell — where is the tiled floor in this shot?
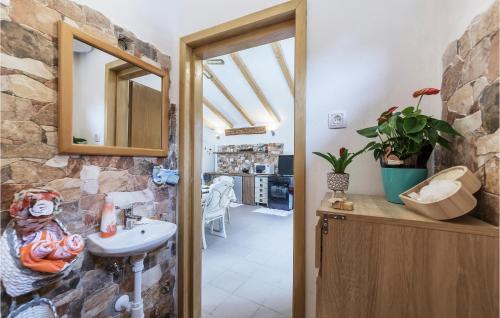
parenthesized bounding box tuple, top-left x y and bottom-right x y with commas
(202, 204, 293, 318)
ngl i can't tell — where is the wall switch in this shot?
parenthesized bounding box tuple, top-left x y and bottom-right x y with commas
(328, 113, 346, 129)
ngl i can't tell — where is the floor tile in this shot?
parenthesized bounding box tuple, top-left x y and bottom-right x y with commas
(234, 278, 276, 305)
(202, 284, 231, 313)
(209, 269, 250, 293)
(262, 287, 292, 316)
(211, 295, 260, 318)
(252, 306, 288, 318)
(202, 205, 292, 316)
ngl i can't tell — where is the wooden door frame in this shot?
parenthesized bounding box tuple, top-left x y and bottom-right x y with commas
(178, 1, 307, 317)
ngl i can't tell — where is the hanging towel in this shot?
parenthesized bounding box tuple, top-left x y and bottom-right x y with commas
(48, 234, 84, 261)
(19, 230, 83, 273)
(152, 166, 180, 185)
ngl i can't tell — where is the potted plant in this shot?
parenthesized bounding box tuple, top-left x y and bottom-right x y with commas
(357, 88, 460, 204)
(313, 147, 365, 199)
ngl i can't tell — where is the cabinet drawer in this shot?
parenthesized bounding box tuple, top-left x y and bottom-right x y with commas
(255, 192, 268, 198)
(256, 197, 268, 204)
(256, 185, 268, 191)
(256, 181, 268, 187)
(255, 176, 268, 184)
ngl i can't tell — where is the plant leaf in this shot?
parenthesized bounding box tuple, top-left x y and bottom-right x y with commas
(403, 116, 427, 134)
(387, 115, 398, 130)
(425, 128, 438, 146)
(327, 152, 339, 171)
(379, 122, 392, 135)
(401, 106, 415, 116)
(437, 136, 452, 150)
(407, 133, 423, 143)
(313, 152, 335, 167)
(430, 119, 461, 136)
(357, 126, 378, 138)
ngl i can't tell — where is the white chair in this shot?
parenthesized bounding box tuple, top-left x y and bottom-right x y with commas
(202, 177, 236, 249)
(212, 176, 236, 222)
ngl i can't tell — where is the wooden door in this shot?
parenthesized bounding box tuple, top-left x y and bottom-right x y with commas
(242, 176, 255, 205)
(129, 81, 162, 148)
(317, 217, 499, 318)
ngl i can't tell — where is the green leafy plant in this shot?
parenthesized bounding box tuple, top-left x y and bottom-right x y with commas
(72, 136, 87, 144)
(357, 88, 460, 168)
(313, 147, 365, 173)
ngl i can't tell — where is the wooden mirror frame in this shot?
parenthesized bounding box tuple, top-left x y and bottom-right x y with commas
(58, 21, 169, 157)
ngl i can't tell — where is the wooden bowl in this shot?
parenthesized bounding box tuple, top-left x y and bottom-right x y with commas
(399, 166, 481, 220)
(429, 166, 481, 193)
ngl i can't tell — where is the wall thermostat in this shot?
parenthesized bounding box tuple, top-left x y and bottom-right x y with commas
(328, 113, 346, 129)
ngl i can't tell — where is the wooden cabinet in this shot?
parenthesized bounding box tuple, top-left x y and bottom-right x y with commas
(242, 176, 255, 205)
(316, 194, 499, 318)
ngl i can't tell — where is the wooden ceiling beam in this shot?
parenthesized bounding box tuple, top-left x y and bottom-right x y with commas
(230, 52, 281, 123)
(203, 64, 256, 126)
(270, 42, 294, 95)
(203, 97, 234, 128)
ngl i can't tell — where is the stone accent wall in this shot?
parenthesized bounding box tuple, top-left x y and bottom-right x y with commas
(435, 0, 499, 225)
(216, 143, 284, 173)
(0, 0, 177, 317)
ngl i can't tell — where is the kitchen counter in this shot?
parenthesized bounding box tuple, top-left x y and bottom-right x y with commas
(204, 172, 276, 177)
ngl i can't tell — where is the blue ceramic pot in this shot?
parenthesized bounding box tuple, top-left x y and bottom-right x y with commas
(381, 167, 428, 204)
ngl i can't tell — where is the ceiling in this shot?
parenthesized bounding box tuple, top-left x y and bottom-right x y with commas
(203, 38, 295, 131)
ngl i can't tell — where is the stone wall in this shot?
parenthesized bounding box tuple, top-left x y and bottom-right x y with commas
(435, 0, 499, 225)
(216, 143, 284, 173)
(0, 0, 178, 317)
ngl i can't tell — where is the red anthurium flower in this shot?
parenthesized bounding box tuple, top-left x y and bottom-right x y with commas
(412, 88, 440, 98)
(339, 147, 347, 156)
(377, 106, 398, 124)
(386, 106, 398, 113)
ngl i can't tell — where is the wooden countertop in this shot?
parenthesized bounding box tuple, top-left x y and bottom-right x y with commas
(205, 172, 276, 177)
(317, 193, 499, 237)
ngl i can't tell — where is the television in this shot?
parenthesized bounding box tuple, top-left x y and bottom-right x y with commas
(278, 155, 294, 176)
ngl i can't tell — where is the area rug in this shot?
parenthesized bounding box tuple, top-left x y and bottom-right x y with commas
(249, 206, 293, 217)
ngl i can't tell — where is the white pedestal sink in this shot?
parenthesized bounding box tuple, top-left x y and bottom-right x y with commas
(87, 218, 177, 318)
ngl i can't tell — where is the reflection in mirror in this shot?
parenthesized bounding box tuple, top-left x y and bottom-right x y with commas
(72, 39, 163, 149)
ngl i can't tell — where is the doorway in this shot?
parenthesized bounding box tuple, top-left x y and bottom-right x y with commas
(201, 38, 295, 317)
(178, 1, 306, 317)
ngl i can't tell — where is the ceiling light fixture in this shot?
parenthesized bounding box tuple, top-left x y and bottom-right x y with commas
(206, 58, 225, 65)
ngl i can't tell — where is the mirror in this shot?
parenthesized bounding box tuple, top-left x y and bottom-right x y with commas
(59, 22, 169, 156)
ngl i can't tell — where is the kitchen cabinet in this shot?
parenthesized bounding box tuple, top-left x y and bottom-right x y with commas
(242, 176, 255, 205)
(255, 176, 268, 205)
(316, 193, 499, 318)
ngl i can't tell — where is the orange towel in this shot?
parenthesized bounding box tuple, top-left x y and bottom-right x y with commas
(20, 241, 67, 273)
(18, 230, 84, 273)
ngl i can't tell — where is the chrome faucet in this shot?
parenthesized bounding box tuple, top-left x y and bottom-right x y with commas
(122, 207, 142, 230)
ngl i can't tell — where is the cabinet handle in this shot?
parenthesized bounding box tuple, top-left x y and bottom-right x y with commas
(315, 218, 323, 275)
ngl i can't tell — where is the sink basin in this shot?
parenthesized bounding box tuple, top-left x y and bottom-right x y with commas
(87, 218, 177, 257)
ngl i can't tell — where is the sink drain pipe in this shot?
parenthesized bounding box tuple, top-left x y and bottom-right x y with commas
(115, 253, 146, 318)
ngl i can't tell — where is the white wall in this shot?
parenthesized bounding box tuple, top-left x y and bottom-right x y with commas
(73, 0, 496, 316)
(72, 47, 116, 144)
(202, 126, 219, 173)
